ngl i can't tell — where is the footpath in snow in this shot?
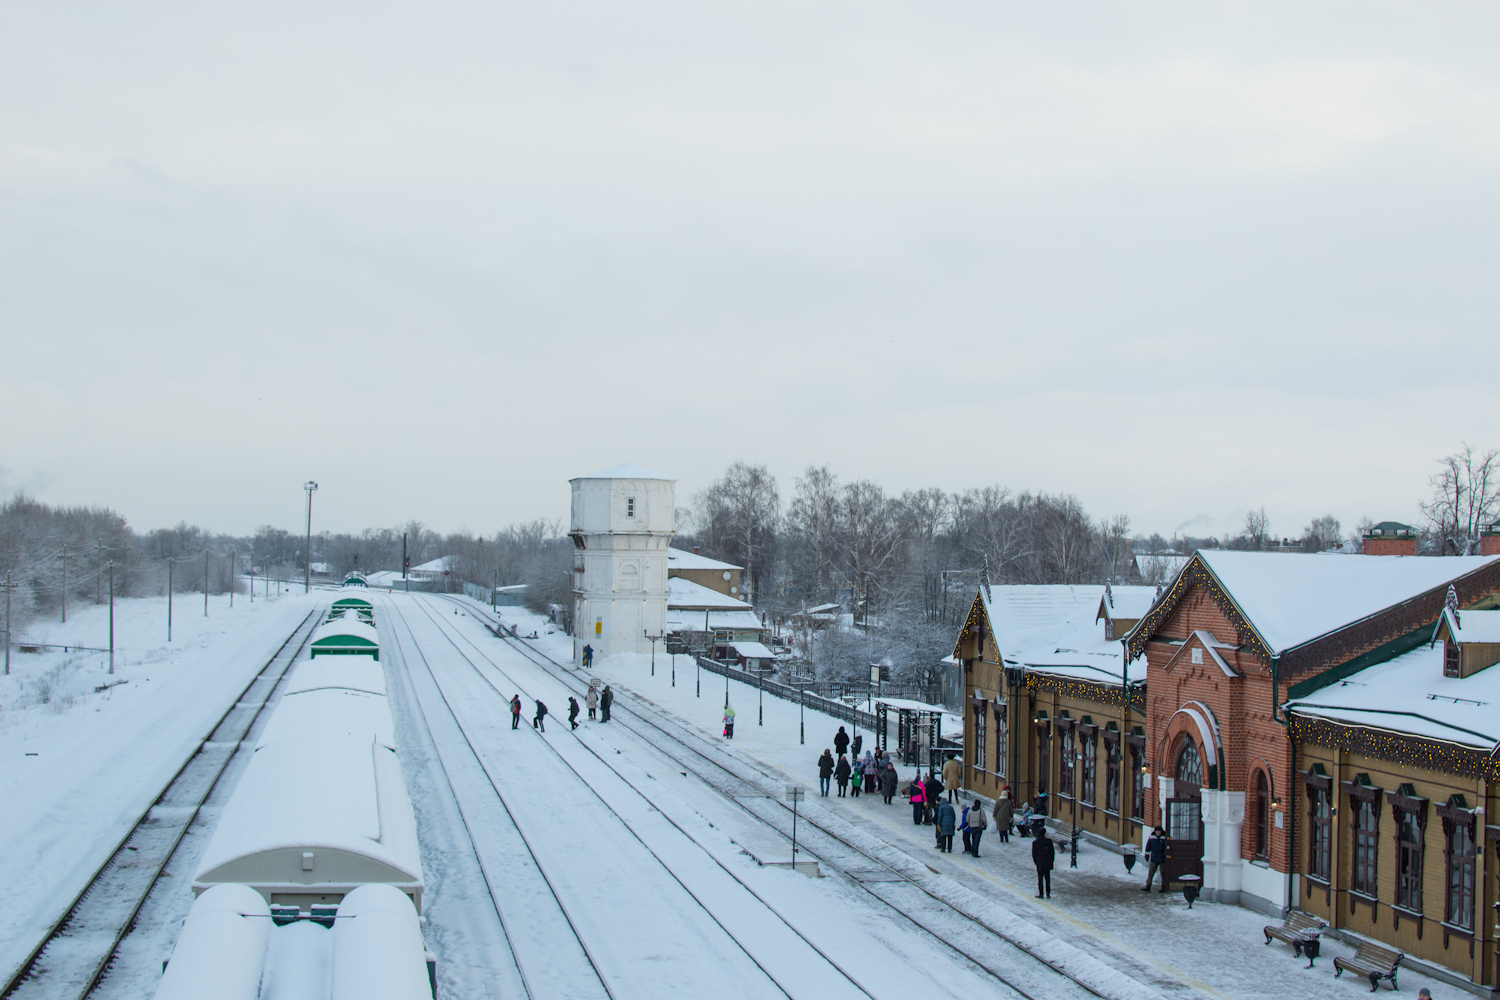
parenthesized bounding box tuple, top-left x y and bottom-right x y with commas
(482, 602, 1456, 1000)
(0, 588, 318, 983)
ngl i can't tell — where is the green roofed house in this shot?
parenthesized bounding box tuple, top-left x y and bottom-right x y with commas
(309, 615, 380, 660)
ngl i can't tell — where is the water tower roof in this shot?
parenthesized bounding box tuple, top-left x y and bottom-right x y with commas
(572, 463, 674, 482)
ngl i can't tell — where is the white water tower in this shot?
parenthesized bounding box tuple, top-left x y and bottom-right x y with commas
(569, 464, 675, 663)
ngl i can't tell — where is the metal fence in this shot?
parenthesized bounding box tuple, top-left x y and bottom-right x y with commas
(695, 655, 882, 732)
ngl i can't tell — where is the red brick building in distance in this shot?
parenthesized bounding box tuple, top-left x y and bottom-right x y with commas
(1124, 549, 1500, 918)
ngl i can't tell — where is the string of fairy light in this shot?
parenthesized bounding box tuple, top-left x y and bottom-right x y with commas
(1026, 672, 1144, 712)
(1292, 715, 1499, 782)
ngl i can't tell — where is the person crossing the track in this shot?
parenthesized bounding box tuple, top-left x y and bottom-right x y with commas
(585, 682, 599, 720)
(568, 696, 581, 730)
(600, 685, 613, 722)
(533, 699, 548, 732)
(510, 694, 522, 730)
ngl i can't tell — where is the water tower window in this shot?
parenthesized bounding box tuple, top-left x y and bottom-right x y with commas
(626, 497, 636, 518)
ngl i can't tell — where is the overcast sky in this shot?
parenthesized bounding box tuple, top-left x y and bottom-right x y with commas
(4, 1, 1498, 542)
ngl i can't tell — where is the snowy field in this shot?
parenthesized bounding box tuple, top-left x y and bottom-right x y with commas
(478, 599, 1457, 1000)
(0, 588, 317, 986)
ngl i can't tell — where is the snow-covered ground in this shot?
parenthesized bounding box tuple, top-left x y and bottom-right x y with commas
(480, 599, 1458, 1000)
(0, 589, 317, 983)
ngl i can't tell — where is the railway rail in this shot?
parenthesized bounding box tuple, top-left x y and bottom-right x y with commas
(397, 595, 879, 1000)
(421, 594, 1115, 1000)
(1, 608, 322, 1000)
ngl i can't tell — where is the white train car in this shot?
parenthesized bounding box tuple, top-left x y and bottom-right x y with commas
(309, 614, 380, 660)
(257, 686, 396, 751)
(193, 732, 423, 913)
(156, 882, 433, 1000)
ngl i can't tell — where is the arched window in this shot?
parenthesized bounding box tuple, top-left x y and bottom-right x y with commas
(1254, 770, 1270, 860)
(1175, 741, 1202, 788)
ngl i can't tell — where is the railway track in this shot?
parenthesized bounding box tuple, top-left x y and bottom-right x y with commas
(418, 594, 1114, 1000)
(1, 608, 322, 1000)
(397, 595, 878, 1000)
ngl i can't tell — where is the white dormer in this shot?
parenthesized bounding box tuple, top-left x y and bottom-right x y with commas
(1432, 606, 1500, 679)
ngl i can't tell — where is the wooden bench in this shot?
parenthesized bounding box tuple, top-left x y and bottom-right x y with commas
(1263, 911, 1327, 960)
(1334, 940, 1403, 992)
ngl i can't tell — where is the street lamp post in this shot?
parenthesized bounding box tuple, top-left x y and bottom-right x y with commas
(644, 631, 663, 677)
(1071, 750, 1082, 868)
(303, 481, 319, 593)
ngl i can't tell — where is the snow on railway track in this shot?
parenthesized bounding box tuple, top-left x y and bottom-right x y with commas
(1, 608, 321, 1000)
(428, 593, 1162, 1000)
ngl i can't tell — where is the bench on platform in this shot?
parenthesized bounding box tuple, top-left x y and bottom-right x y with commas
(1334, 940, 1402, 992)
(1263, 911, 1327, 962)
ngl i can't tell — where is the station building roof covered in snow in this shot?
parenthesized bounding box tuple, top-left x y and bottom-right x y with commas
(667, 576, 752, 611)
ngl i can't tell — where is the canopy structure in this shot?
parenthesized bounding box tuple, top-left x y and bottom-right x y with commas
(310, 617, 380, 660)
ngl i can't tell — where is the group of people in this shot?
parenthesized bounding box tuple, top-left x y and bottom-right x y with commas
(817, 744, 901, 801)
(507, 681, 613, 732)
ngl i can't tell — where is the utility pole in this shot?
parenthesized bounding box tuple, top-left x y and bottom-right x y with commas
(402, 532, 408, 593)
(645, 630, 663, 677)
(108, 561, 115, 675)
(61, 544, 67, 623)
(168, 558, 174, 641)
(304, 481, 319, 594)
(4, 571, 12, 676)
(229, 551, 235, 608)
(95, 542, 106, 604)
(204, 549, 209, 617)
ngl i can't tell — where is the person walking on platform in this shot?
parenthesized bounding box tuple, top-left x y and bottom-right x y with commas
(942, 754, 962, 803)
(532, 699, 548, 732)
(992, 790, 1014, 843)
(833, 726, 849, 757)
(510, 695, 522, 730)
(906, 773, 927, 824)
(936, 798, 957, 852)
(1032, 823, 1055, 897)
(567, 696, 581, 730)
(966, 798, 987, 856)
(881, 764, 898, 804)
(834, 754, 851, 797)
(585, 683, 599, 721)
(600, 685, 614, 722)
(722, 704, 736, 738)
(582, 644, 594, 668)
(818, 750, 835, 796)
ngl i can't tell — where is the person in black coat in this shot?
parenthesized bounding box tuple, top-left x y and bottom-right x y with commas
(818, 750, 835, 796)
(923, 773, 943, 825)
(567, 696, 581, 731)
(834, 754, 851, 797)
(833, 726, 850, 756)
(1142, 826, 1168, 892)
(880, 764, 898, 803)
(1032, 824, 1055, 898)
(533, 700, 548, 732)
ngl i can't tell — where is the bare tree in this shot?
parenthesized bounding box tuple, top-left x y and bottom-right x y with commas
(1241, 508, 1271, 551)
(1421, 444, 1500, 555)
(1301, 515, 1342, 552)
(694, 463, 779, 605)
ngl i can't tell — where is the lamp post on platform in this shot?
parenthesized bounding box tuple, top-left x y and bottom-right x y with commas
(303, 481, 318, 593)
(644, 630, 663, 677)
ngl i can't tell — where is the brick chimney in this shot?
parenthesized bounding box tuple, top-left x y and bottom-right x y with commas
(1481, 520, 1500, 557)
(1362, 521, 1417, 556)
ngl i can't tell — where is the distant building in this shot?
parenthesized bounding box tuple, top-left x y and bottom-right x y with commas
(570, 464, 675, 662)
(667, 547, 743, 598)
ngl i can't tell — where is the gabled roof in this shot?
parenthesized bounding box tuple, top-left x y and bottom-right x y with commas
(954, 583, 1144, 681)
(1286, 644, 1500, 752)
(668, 576, 752, 611)
(668, 548, 741, 571)
(572, 463, 674, 481)
(1128, 550, 1500, 662)
(1435, 606, 1500, 645)
(410, 556, 451, 573)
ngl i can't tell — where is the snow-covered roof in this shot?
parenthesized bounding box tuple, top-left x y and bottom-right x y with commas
(668, 576, 752, 610)
(311, 617, 379, 648)
(258, 688, 396, 751)
(285, 661, 386, 697)
(408, 556, 451, 573)
(194, 736, 423, 898)
(572, 463, 674, 481)
(1095, 585, 1159, 622)
(803, 603, 840, 615)
(1286, 644, 1500, 751)
(667, 548, 741, 571)
(364, 571, 402, 587)
(1198, 550, 1499, 654)
(979, 585, 1109, 662)
(729, 640, 776, 659)
(1437, 607, 1500, 645)
(666, 609, 764, 631)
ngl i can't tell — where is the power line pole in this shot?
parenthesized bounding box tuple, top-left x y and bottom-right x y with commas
(108, 561, 115, 675)
(304, 481, 319, 593)
(204, 550, 209, 617)
(61, 544, 67, 624)
(4, 571, 12, 676)
(229, 550, 235, 608)
(168, 558, 174, 641)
